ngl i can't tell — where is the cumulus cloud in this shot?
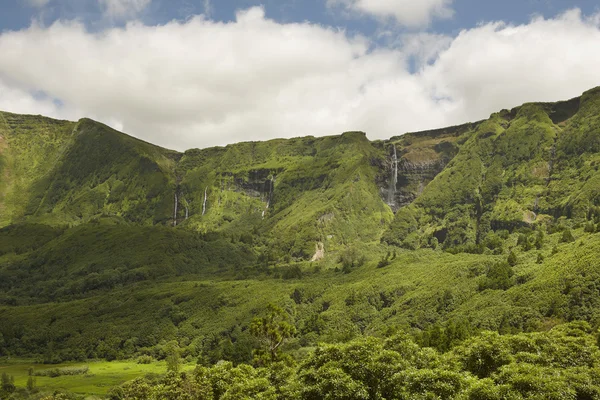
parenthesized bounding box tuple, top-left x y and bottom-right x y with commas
(421, 9, 600, 122)
(0, 7, 599, 150)
(328, 0, 454, 27)
(99, 0, 151, 19)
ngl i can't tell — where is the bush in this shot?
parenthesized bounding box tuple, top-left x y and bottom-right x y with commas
(137, 355, 154, 364)
(584, 221, 596, 233)
(34, 366, 89, 377)
(338, 247, 367, 271)
(561, 229, 575, 243)
(478, 262, 514, 291)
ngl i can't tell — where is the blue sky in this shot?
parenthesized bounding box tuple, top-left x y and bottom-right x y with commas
(3, 0, 599, 35)
(0, 0, 599, 149)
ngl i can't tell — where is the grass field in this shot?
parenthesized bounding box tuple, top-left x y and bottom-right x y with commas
(0, 359, 195, 397)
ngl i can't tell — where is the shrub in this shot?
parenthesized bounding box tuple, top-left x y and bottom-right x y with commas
(34, 366, 89, 377)
(561, 229, 575, 243)
(478, 262, 514, 291)
(137, 355, 154, 364)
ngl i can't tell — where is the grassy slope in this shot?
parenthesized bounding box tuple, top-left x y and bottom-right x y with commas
(25, 118, 181, 226)
(0, 114, 183, 228)
(0, 220, 256, 304)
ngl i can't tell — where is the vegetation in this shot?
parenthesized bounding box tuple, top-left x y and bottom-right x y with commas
(1, 88, 600, 398)
(29, 323, 599, 400)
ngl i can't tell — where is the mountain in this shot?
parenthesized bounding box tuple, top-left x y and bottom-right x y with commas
(0, 114, 179, 227)
(0, 87, 599, 371)
(383, 87, 600, 251)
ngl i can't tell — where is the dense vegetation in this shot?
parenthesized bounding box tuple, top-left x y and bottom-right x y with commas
(4, 322, 599, 399)
(1, 87, 600, 398)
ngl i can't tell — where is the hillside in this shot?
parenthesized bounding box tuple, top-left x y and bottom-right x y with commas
(384, 88, 600, 251)
(1, 88, 600, 398)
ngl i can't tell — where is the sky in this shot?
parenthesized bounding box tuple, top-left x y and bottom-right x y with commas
(0, 0, 599, 150)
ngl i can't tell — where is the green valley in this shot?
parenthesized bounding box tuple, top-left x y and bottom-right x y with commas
(1, 87, 600, 399)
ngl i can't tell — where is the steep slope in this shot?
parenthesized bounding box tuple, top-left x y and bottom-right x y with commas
(0, 114, 180, 227)
(0, 112, 76, 226)
(25, 118, 180, 226)
(383, 87, 600, 250)
(175, 132, 393, 258)
(1, 115, 394, 259)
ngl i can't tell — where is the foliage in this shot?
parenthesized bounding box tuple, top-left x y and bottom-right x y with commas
(250, 304, 296, 364)
(2, 89, 600, 398)
(99, 323, 600, 400)
(33, 366, 89, 377)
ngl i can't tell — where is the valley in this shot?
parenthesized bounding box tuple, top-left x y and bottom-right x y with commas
(1, 87, 600, 399)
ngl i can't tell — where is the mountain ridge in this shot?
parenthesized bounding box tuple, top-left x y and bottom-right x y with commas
(1, 87, 600, 369)
(2, 87, 599, 256)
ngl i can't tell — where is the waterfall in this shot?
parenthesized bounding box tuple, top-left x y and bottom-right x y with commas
(173, 192, 178, 227)
(387, 144, 398, 207)
(185, 205, 189, 220)
(202, 187, 208, 216)
(262, 177, 274, 219)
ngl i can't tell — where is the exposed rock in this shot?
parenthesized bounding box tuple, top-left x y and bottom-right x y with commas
(310, 242, 325, 262)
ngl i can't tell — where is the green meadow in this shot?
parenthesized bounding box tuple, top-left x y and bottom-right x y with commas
(0, 359, 195, 397)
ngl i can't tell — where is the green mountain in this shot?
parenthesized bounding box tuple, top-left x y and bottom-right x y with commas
(0, 114, 179, 227)
(384, 88, 600, 251)
(1, 88, 600, 396)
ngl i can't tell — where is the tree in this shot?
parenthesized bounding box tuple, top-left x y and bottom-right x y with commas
(1, 372, 15, 394)
(250, 304, 295, 364)
(27, 375, 37, 392)
(165, 341, 181, 373)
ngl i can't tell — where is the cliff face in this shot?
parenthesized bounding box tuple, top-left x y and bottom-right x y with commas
(0, 115, 396, 259)
(376, 122, 475, 212)
(383, 87, 600, 251)
(1, 87, 599, 256)
(174, 132, 392, 258)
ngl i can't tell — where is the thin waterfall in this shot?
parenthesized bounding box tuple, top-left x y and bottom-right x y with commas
(262, 177, 274, 219)
(173, 192, 178, 226)
(387, 144, 398, 207)
(202, 187, 208, 216)
(185, 204, 189, 220)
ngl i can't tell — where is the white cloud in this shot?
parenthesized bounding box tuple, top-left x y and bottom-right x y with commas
(328, 0, 454, 27)
(421, 8, 600, 122)
(98, 0, 151, 19)
(23, 0, 51, 8)
(0, 8, 599, 151)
